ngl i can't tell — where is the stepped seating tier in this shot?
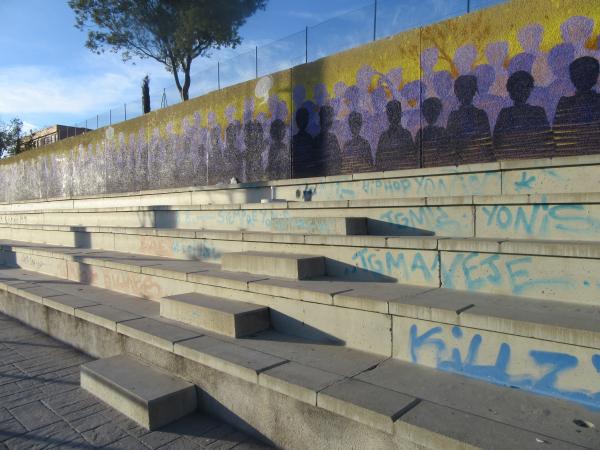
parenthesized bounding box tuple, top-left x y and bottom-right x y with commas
(2, 155, 600, 448)
(0, 266, 598, 449)
(81, 354, 197, 430)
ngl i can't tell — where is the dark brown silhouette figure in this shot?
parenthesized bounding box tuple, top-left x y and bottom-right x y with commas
(313, 105, 341, 176)
(292, 107, 316, 178)
(447, 75, 494, 164)
(224, 122, 243, 181)
(416, 97, 449, 167)
(341, 112, 373, 174)
(267, 119, 289, 180)
(553, 56, 600, 155)
(244, 120, 264, 181)
(375, 100, 417, 170)
(493, 71, 554, 160)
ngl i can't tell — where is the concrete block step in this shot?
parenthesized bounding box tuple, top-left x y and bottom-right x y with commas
(160, 292, 270, 338)
(80, 354, 197, 430)
(270, 217, 367, 235)
(221, 251, 325, 280)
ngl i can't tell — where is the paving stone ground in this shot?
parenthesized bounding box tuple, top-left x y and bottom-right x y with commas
(0, 313, 271, 449)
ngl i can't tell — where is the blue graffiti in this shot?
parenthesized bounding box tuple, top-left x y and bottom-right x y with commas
(481, 201, 600, 237)
(514, 172, 536, 192)
(442, 252, 573, 295)
(172, 240, 221, 261)
(409, 324, 600, 409)
(380, 207, 463, 234)
(359, 172, 499, 198)
(351, 248, 439, 282)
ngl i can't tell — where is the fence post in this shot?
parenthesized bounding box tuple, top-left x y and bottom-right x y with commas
(96, 115, 99, 129)
(109, 109, 112, 126)
(218, 62, 221, 90)
(467, 0, 471, 12)
(255, 46, 258, 78)
(305, 26, 308, 64)
(373, 0, 377, 41)
(124, 103, 127, 121)
(85, 120, 88, 132)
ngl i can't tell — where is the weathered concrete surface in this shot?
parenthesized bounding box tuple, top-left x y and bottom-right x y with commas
(81, 354, 197, 430)
(160, 292, 270, 337)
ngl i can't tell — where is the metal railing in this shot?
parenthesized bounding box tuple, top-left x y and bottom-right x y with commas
(60, 0, 506, 136)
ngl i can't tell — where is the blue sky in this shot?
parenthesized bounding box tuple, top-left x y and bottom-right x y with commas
(0, 0, 498, 132)
(0, 0, 375, 131)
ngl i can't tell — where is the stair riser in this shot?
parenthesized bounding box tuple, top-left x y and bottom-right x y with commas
(270, 217, 367, 235)
(2, 198, 600, 242)
(393, 316, 600, 410)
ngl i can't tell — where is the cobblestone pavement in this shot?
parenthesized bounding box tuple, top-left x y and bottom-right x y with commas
(0, 313, 271, 449)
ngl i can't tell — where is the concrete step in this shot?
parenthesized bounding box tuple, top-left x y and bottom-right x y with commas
(160, 292, 270, 338)
(1, 265, 598, 448)
(5, 235, 600, 306)
(80, 354, 197, 430)
(221, 251, 326, 280)
(3, 190, 600, 242)
(3, 242, 600, 352)
(270, 217, 367, 235)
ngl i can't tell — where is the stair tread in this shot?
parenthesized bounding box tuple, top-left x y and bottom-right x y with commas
(82, 354, 194, 402)
(164, 292, 268, 315)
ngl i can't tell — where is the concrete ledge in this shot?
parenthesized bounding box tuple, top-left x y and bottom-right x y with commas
(317, 379, 419, 434)
(174, 336, 286, 384)
(81, 354, 197, 430)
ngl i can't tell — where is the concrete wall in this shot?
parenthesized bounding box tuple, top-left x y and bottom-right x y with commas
(5, 0, 600, 202)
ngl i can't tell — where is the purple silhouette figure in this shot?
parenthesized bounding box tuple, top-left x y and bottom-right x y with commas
(531, 43, 576, 122)
(486, 41, 509, 97)
(433, 71, 458, 127)
(454, 44, 477, 76)
(473, 64, 510, 129)
(562, 16, 595, 58)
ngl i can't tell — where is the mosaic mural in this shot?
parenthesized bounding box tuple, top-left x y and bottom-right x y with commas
(1, 0, 599, 202)
(291, 0, 600, 174)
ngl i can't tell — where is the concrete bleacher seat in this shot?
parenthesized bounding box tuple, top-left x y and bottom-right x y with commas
(0, 156, 600, 448)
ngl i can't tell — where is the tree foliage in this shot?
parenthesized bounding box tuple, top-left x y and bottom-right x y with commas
(0, 118, 24, 158)
(69, 0, 267, 101)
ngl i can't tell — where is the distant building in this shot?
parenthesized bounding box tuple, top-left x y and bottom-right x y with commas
(22, 125, 90, 149)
